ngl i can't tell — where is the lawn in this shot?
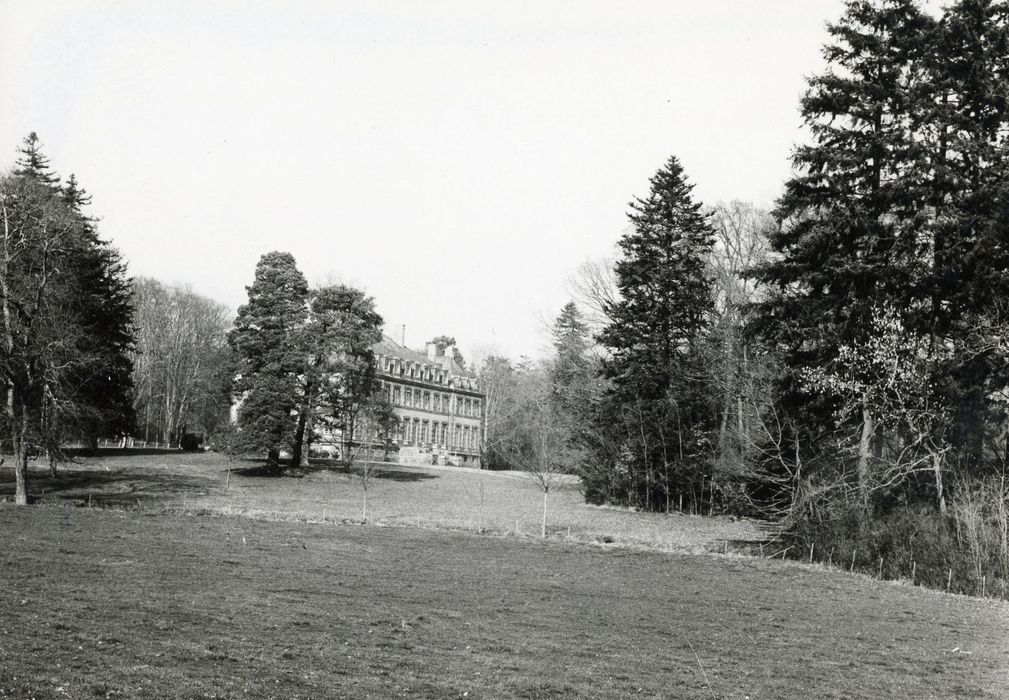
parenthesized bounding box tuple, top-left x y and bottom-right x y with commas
(1, 451, 766, 553)
(1, 506, 1007, 698)
(0, 452, 1006, 698)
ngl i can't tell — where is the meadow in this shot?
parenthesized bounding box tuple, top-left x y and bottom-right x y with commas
(0, 452, 1006, 698)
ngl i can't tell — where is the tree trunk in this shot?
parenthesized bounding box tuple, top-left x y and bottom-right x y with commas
(291, 410, 307, 468)
(267, 446, 281, 471)
(49, 449, 57, 479)
(933, 450, 947, 516)
(541, 489, 548, 538)
(10, 404, 29, 505)
(857, 404, 874, 507)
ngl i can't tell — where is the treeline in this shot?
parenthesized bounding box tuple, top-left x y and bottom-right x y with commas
(479, 0, 1009, 598)
(0, 135, 252, 503)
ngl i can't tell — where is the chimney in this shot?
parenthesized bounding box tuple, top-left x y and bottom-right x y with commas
(426, 342, 439, 360)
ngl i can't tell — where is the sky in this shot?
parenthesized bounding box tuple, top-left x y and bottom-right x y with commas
(0, 1, 949, 362)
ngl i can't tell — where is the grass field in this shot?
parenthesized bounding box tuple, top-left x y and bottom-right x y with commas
(0, 452, 1007, 698)
(3, 451, 766, 553)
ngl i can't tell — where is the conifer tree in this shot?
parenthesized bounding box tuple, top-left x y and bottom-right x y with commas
(751, 0, 936, 500)
(60, 174, 135, 455)
(918, 0, 1009, 465)
(592, 156, 716, 510)
(599, 156, 715, 398)
(549, 301, 592, 415)
(13, 132, 60, 190)
(228, 252, 309, 467)
(0, 135, 135, 490)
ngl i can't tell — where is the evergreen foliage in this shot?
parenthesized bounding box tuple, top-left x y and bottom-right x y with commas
(228, 252, 309, 465)
(549, 301, 592, 415)
(588, 156, 717, 511)
(0, 134, 135, 499)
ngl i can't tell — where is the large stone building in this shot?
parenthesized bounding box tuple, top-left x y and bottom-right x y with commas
(364, 335, 484, 467)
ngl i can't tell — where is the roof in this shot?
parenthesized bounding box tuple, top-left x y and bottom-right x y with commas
(372, 334, 478, 380)
(373, 335, 432, 366)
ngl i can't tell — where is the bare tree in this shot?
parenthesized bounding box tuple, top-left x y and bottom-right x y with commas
(131, 278, 231, 445)
(567, 255, 619, 335)
(1, 175, 85, 502)
(495, 364, 580, 537)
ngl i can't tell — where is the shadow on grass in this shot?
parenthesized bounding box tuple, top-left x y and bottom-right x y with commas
(0, 461, 213, 507)
(65, 447, 192, 459)
(367, 468, 439, 482)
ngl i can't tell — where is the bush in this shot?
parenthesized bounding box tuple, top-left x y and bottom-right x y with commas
(783, 489, 1009, 598)
(180, 433, 203, 451)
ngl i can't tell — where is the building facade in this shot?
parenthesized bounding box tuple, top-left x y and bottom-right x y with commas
(365, 336, 484, 467)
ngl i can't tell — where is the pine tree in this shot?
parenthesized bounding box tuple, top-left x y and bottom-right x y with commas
(918, 0, 1009, 466)
(228, 252, 309, 467)
(593, 156, 716, 511)
(599, 156, 715, 397)
(13, 132, 60, 190)
(751, 0, 936, 500)
(549, 301, 591, 415)
(0, 136, 135, 490)
(60, 174, 136, 455)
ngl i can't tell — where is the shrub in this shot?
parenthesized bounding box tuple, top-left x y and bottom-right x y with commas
(784, 486, 1009, 598)
(180, 433, 203, 451)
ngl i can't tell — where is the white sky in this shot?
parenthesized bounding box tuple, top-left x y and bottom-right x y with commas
(0, 0, 949, 361)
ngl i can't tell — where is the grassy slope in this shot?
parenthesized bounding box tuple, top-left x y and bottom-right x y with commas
(3, 452, 765, 553)
(1, 507, 1007, 699)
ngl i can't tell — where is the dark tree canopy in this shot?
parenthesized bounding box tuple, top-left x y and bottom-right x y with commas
(228, 251, 309, 462)
(599, 155, 715, 400)
(1, 134, 135, 500)
(588, 156, 717, 510)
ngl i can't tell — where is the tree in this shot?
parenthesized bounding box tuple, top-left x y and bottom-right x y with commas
(549, 302, 592, 413)
(705, 202, 774, 505)
(752, 0, 937, 497)
(60, 174, 135, 456)
(802, 305, 956, 511)
(429, 334, 466, 370)
(599, 155, 715, 400)
(591, 155, 717, 511)
(299, 284, 384, 469)
(568, 255, 619, 335)
(0, 135, 135, 498)
(1, 174, 80, 502)
(228, 252, 309, 467)
(477, 355, 518, 469)
(916, 0, 1009, 467)
(131, 278, 231, 446)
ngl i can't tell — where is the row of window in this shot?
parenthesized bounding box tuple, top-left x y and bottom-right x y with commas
(346, 417, 479, 451)
(360, 418, 478, 450)
(383, 382, 481, 417)
(378, 354, 478, 391)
